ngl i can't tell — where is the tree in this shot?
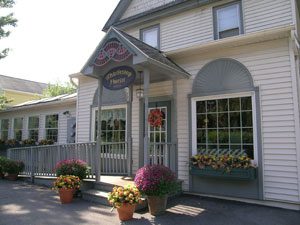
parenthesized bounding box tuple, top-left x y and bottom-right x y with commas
(43, 81, 76, 97)
(0, 94, 12, 110)
(0, 0, 17, 59)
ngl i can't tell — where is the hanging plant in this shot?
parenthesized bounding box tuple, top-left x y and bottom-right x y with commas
(148, 109, 164, 128)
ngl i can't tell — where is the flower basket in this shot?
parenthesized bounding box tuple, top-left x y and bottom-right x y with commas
(116, 203, 136, 221)
(58, 188, 75, 204)
(134, 164, 178, 216)
(148, 109, 164, 128)
(53, 175, 81, 204)
(107, 185, 141, 221)
(190, 166, 257, 180)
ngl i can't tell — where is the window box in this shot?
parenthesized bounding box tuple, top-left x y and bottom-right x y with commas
(190, 166, 257, 180)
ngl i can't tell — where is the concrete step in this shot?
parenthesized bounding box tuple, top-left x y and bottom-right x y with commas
(93, 182, 118, 192)
(82, 189, 110, 206)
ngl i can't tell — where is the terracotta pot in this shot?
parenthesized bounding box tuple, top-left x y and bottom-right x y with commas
(116, 203, 136, 221)
(5, 173, 18, 181)
(147, 195, 168, 216)
(58, 188, 74, 204)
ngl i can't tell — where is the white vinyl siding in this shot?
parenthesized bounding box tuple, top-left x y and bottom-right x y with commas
(76, 77, 98, 143)
(172, 38, 299, 202)
(124, 0, 293, 52)
(121, 0, 175, 19)
(243, 0, 293, 33)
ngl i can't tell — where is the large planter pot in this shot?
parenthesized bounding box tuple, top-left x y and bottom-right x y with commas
(147, 195, 168, 216)
(5, 173, 18, 181)
(190, 166, 257, 180)
(116, 203, 136, 221)
(58, 188, 74, 204)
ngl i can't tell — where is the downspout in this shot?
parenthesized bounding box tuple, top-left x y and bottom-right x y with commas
(289, 30, 300, 202)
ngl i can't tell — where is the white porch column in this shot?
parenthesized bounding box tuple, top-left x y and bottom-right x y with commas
(127, 85, 133, 176)
(96, 77, 103, 182)
(143, 69, 150, 165)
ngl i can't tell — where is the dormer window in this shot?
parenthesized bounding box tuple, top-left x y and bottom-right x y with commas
(214, 1, 243, 40)
(140, 25, 160, 49)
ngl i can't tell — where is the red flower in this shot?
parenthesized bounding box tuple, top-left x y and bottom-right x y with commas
(148, 109, 164, 128)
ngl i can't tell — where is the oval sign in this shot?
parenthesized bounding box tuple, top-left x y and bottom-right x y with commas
(103, 66, 136, 90)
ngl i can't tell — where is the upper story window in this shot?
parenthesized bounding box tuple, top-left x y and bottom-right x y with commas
(214, 1, 243, 40)
(28, 116, 39, 141)
(14, 118, 23, 141)
(45, 114, 58, 142)
(0, 119, 9, 141)
(140, 25, 160, 49)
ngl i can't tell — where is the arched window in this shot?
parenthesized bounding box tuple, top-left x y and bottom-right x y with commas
(191, 59, 257, 160)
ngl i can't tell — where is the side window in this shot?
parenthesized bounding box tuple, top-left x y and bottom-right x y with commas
(140, 25, 160, 49)
(214, 1, 243, 40)
(14, 118, 23, 141)
(28, 116, 39, 141)
(0, 119, 9, 141)
(45, 114, 58, 142)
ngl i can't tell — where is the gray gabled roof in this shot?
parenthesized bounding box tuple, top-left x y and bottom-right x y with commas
(0, 75, 48, 94)
(81, 27, 190, 78)
(103, 0, 221, 31)
(2, 93, 77, 112)
(116, 28, 189, 75)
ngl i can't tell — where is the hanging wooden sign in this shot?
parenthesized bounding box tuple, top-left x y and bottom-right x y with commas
(103, 66, 136, 90)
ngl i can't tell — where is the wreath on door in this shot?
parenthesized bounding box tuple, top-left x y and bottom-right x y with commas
(148, 109, 164, 128)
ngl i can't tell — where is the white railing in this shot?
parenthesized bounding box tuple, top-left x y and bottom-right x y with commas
(7, 142, 128, 179)
(149, 142, 176, 171)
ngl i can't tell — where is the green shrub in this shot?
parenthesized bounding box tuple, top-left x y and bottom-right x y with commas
(0, 156, 9, 175)
(3, 159, 24, 174)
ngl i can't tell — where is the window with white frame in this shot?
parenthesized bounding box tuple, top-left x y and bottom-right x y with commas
(45, 114, 58, 142)
(140, 25, 160, 49)
(193, 94, 255, 159)
(28, 116, 39, 141)
(214, 1, 243, 39)
(93, 107, 126, 143)
(14, 118, 23, 141)
(0, 119, 9, 141)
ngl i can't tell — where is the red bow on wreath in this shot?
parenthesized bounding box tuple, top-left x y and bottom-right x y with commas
(148, 109, 164, 127)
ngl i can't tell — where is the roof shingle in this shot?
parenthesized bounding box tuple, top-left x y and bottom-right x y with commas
(0, 75, 48, 94)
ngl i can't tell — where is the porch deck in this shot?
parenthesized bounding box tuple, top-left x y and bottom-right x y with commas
(20, 174, 134, 187)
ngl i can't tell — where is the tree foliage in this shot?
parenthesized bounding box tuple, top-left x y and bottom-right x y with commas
(43, 81, 76, 97)
(0, 94, 12, 110)
(0, 0, 17, 59)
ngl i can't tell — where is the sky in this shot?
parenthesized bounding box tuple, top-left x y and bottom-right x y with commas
(0, 0, 120, 84)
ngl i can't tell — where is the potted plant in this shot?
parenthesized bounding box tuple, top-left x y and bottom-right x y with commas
(134, 164, 178, 216)
(190, 154, 257, 180)
(54, 159, 88, 180)
(53, 175, 81, 204)
(54, 159, 89, 197)
(3, 159, 25, 181)
(107, 184, 141, 221)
